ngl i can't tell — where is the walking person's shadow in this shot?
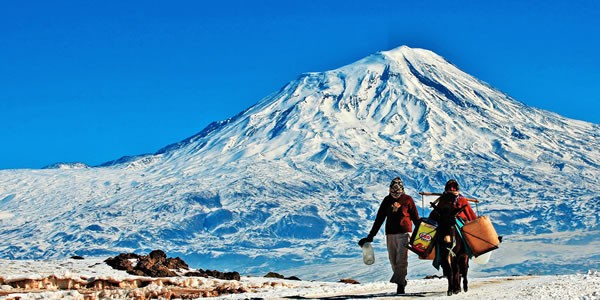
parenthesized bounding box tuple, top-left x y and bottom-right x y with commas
(285, 291, 439, 299)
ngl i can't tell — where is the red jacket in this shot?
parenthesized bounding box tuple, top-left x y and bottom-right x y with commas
(456, 195, 477, 222)
(368, 194, 420, 237)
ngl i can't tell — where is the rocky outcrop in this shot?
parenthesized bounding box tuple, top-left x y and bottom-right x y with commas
(105, 250, 188, 277)
(264, 272, 301, 281)
(104, 250, 241, 281)
(339, 278, 360, 284)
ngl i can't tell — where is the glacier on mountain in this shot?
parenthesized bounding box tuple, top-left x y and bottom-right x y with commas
(0, 46, 598, 281)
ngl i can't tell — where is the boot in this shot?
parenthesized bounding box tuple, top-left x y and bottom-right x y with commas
(396, 284, 405, 294)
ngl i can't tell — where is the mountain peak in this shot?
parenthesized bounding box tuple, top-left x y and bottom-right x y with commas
(380, 45, 435, 60)
(341, 45, 449, 71)
(329, 45, 459, 89)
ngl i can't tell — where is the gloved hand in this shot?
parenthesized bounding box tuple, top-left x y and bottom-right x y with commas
(358, 235, 373, 247)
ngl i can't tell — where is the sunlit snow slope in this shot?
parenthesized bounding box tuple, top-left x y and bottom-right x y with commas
(1, 46, 598, 280)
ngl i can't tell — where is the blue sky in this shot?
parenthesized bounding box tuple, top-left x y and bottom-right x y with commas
(1, 0, 599, 169)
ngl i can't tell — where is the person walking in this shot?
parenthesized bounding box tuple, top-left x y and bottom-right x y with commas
(437, 179, 476, 222)
(358, 176, 420, 294)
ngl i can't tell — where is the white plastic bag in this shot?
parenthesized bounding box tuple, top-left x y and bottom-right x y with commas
(474, 250, 492, 265)
(362, 242, 375, 265)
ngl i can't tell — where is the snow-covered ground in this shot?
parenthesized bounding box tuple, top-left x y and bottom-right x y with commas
(0, 258, 598, 299)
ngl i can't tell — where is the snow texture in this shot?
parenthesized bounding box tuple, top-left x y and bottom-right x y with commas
(0, 46, 599, 282)
(0, 259, 598, 299)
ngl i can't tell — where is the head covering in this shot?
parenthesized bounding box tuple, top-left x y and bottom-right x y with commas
(444, 179, 460, 192)
(389, 177, 404, 198)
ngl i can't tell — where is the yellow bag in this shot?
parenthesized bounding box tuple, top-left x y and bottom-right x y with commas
(408, 218, 438, 258)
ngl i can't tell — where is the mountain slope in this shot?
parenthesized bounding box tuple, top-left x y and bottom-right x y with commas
(0, 46, 598, 280)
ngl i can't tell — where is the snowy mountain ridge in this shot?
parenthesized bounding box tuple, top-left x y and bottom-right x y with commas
(0, 46, 598, 281)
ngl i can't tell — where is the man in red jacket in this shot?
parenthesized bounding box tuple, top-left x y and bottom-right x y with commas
(358, 176, 420, 294)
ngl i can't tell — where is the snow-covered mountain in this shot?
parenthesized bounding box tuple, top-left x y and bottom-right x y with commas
(0, 46, 598, 281)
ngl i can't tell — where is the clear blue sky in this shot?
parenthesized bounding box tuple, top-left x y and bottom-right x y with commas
(1, 0, 599, 169)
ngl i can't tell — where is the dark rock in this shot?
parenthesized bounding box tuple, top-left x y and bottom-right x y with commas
(166, 257, 189, 270)
(104, 251, 181, 277)
(104, 254, 135, 272)
(70, 255, 84, 260)
(148, 249, 167, 260)
(104, 250, 238, 280)
(184, 271, 207, 277)
(135, 250, 177, 277)
(339, 278, 360, 284)
(146, 264, 177, 277)
(285, 276, 301, 281)
(264, 272, 300, 281)
(264, 272, 285, 279)
(205, 269, 241, 281)
(225, 271, 241, 281)
(121, 253, 142, 260)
